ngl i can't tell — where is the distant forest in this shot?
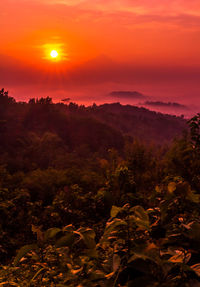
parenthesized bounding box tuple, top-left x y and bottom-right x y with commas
(0, 88, 200, 286)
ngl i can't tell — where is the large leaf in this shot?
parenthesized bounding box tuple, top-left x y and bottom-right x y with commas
(62, 224, 74, 232)
(55, 232, 75, 248)
(191, 264, 200, 276)
(76, 227, 96, 249)
(89, 270, 105, 281)
(31, 225, 44, 242)
(130, 206, 150, 231)
(44, 227, 62, 241)
(155, 186, 162, 193)
(129, 244, 159, 265)
(83, 248, 98, 258)
(185, 222, 200, 242)
(128, 253, 147, 263)
(104, 218, 127, 235)
(0, 282, 20, 286)
(168, 182, 176, 194)
(13, 244, 39, 266)
(110, 206, 122, 218)
(168, 250, 191, 264)
(187, 191, 200, 203)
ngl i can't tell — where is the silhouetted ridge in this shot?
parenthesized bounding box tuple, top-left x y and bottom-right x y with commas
(109, 91, 146, 99)
(144, 101, 188, 109)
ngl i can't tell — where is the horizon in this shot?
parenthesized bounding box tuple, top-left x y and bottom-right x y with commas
(3, 88, 195, 119)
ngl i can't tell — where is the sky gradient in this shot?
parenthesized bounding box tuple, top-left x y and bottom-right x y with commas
(1, 0, 200, 114)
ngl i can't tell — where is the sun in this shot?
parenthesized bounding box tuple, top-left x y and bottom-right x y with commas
(50, 50, 59, 58)
(42, 43, 69, 62)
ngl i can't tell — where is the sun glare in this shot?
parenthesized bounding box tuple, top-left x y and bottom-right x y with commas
(50, 50, 58, 58)
(42, 42, 68, 62)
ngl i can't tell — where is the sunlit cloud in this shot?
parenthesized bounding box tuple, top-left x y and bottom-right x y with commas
(38, 0, 200, 15)
(3, 0, 200, 27)
(32, 0, 200, 30)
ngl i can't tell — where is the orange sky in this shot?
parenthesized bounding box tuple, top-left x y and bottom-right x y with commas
(1, 0, 200, 110)
(1, 0, 200, 65)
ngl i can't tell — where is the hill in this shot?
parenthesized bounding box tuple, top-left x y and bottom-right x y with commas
(109, 90, 146, 99)
(87, 102, 187, 144)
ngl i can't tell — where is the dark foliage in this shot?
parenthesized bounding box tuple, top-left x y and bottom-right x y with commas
(0, 90, 199, 286)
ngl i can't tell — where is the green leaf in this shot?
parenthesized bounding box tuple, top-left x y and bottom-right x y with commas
(89, 270, 105, 281)
(44, 227, 62, 241)
(83, 248, 98, 258)
(110, 206, 122, 218)
(105, 218, 127, 234)
(76, 228, 96, 249)
(155, 186, 162, 193)
(187, 191, 200, 203)
(128, 253, 147, 263)
(55, 232, 75, 248)
(168, 182, 176, 193)
(101, 218, 127, 243)
(185, 222, 200, 241)
(130, 206, 150, 231)
(13, 244, 39, 266)
(0, 282, 20, 287)
(70, 266, 83, 275)
(191, 263, 200, 276)
(62, 224, 74, 232)
(168, 250, 191, 264)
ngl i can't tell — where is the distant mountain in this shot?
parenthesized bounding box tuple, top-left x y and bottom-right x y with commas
(144, 101, 188, 109)
(109, 91, 146, 99)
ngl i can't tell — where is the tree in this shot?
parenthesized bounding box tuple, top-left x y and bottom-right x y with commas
(188, 113, 200, 151)
(0, 89, 15, 117)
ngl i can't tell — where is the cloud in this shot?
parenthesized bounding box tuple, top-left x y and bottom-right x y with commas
(37, 0, 200, 15)
(2, 0, 200, 31)
(31, 0, 200, 30)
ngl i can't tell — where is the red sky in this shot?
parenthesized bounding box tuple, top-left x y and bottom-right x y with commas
(1, 0, 200, 112)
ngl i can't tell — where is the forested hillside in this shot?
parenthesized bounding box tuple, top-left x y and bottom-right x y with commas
(88, 103, 187, 143)
(0, 89, 200, 286)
